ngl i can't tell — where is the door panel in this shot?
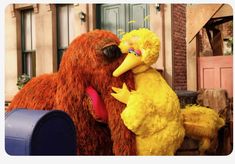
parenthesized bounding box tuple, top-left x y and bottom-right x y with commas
(220, 67, 233, 93)
(100, 4, 125, 38)
(98, 4, 149, 38)
(128, 4, 150, 31)
(202, 68, 216, 88)
(198, 56, 233, 97)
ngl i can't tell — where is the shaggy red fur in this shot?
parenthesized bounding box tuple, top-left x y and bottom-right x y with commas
(7, 30, 136, 155)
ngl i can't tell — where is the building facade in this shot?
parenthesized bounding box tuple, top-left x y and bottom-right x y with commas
(5, 3, 187, 100)
(186, 4, 233, 97)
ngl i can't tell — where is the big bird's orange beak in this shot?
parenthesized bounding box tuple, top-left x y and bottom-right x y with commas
(113, 53, 142, 77)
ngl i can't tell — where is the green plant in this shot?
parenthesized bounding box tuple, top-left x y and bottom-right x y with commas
(227, 37, 233, 48)
(225, 37, 233, 55)
(16, 74, 31, 90)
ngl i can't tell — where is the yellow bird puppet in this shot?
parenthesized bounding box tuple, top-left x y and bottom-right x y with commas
(111, 28, 225, 155)
(111, 28, 185, 155)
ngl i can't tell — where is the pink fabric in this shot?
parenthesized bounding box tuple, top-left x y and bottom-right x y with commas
(86, 86, 108, 123)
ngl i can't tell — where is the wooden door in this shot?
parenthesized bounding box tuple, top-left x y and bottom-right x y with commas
(128, 4, 150, 31)
(198, 56, 233, 97)
(97, 4, 125, 38)
(96, 4, 149, 38)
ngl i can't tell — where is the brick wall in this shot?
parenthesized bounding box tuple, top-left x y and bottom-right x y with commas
(172, 4, 187, 90)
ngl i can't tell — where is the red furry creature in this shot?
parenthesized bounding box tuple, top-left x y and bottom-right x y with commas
(7, 30, 136, 155)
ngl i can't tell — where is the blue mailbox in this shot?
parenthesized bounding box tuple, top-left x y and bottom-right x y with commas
(5, 109, 77, 155)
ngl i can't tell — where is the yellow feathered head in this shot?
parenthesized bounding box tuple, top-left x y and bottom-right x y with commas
(119, 28, 160, 65)
(113, 28, 160, 77)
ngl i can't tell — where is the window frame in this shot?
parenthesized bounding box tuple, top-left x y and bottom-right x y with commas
(56, 4, 75, 68)
(21, 9, 36, 77)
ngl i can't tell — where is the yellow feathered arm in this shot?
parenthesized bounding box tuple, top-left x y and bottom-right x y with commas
(121, 91, 168, 136)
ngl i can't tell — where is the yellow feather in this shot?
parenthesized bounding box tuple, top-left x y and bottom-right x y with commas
(182, 105, 225, 139)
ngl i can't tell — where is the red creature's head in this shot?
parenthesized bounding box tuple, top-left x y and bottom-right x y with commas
(58, 29, 134, 94)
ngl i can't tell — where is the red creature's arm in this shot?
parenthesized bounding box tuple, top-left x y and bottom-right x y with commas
(55, 59, 114, 155)
(103, 72, 137, 155)
(6, 74, 57, 112)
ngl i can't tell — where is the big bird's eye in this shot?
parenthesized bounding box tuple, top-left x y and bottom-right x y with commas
(102, 45, 122, 62)
(128, 48, 141, 56)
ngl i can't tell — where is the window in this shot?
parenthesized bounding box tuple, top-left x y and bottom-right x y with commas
(57, 4, 75, 68)
(21, 9, 36, 77)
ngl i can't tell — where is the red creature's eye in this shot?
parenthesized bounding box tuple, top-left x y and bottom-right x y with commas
(102, 45, 122, 62)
